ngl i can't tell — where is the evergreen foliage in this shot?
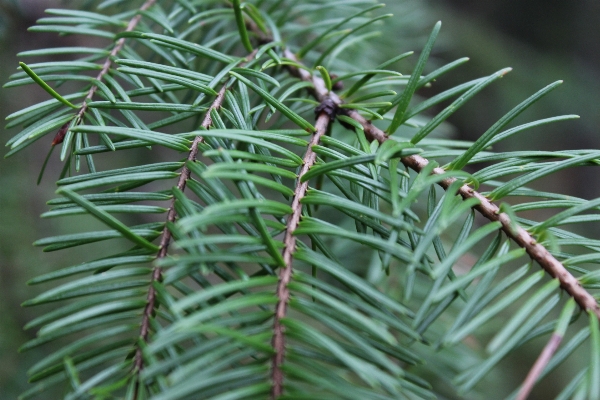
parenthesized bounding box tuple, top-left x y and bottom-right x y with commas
(4, 0, 600, 398)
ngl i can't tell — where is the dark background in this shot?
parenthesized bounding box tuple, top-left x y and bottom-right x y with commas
(0, 0, 598, 397)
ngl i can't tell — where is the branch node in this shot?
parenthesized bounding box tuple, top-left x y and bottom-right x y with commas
(314, 97, 338, 121)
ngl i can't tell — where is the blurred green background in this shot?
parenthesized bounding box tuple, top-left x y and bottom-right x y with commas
(0, 0, 598, 398)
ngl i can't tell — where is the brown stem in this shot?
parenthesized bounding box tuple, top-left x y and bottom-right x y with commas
(282, 50, 600, 320)
(515, 333, 563, 400)
(271, 111, 332, 398)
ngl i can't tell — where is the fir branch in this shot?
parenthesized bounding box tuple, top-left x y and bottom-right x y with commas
(133, 49, 259, 396)
(133, 85, 227, 367)
(271, 107, 333, 398)
(281, 51, 600, 321)
(70, 0, 157, 129)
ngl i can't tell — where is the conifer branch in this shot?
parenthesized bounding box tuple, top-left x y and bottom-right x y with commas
(134, 85, 227, 361)
(271, 108, 333, 398)
(73, 0, 157, 125)
(281, 51, 600, 320)
(133, 50, 259, 397)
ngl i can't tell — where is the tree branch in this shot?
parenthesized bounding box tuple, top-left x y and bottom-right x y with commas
(51, 1, 158, 146)
(271, 109, 332, 398)
(73, 0, 157, 125)
(282, 51, 600, 320)
(135, 84, 228, 353)
(133, 49, 259, 397)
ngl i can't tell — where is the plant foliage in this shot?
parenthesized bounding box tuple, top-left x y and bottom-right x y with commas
(4, 0, 600, 399)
